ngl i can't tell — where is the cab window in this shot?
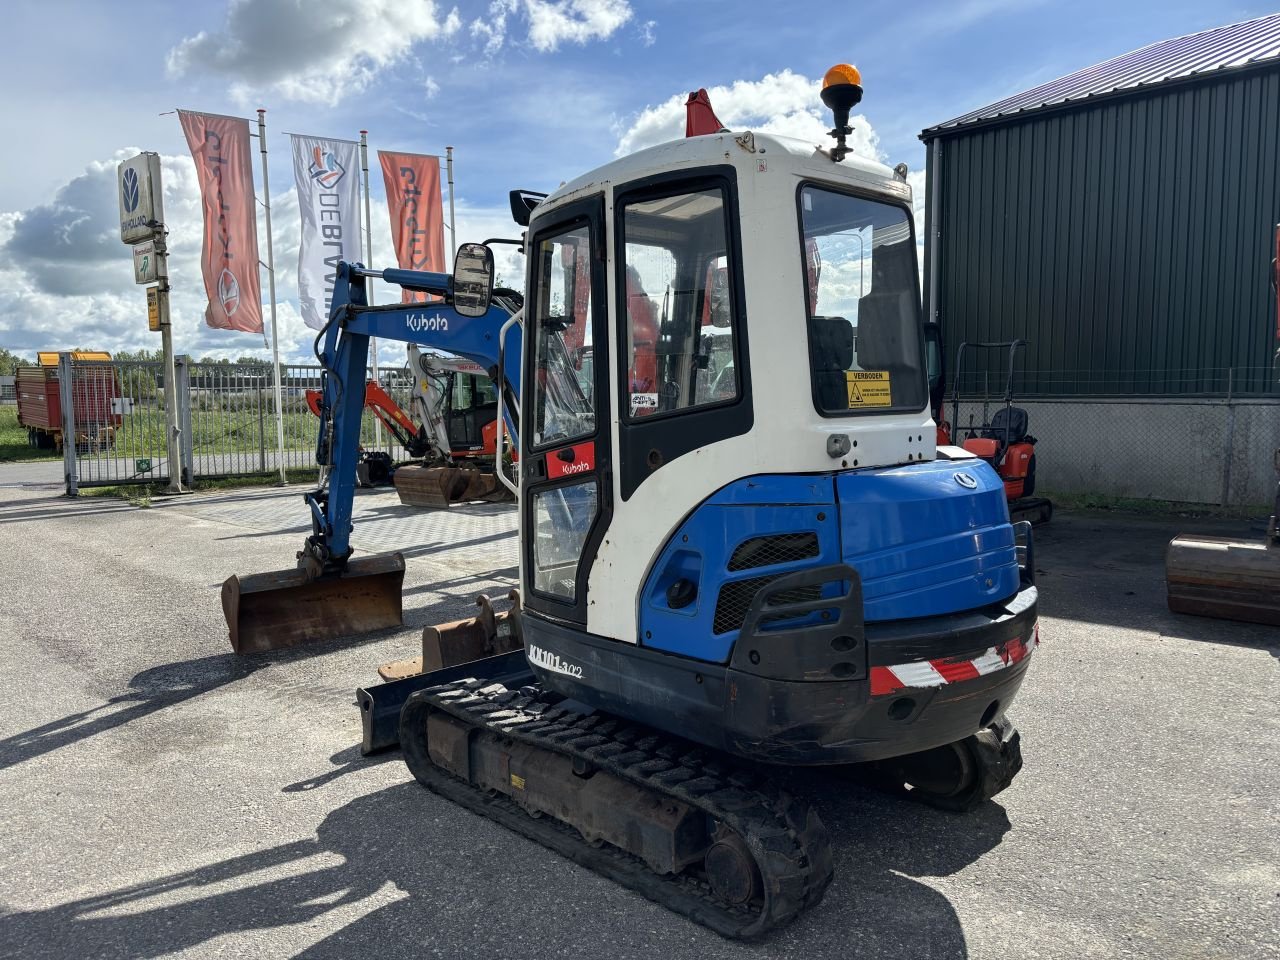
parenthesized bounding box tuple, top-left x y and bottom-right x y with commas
(799, 185, 927, 415)
(620, 187, 739, 419)
(530, 223, 595, 447)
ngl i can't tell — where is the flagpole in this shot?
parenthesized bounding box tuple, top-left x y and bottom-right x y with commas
(446, 145, 457, 262)
(257, 108, 287, 485)
(359, 130, 383, 451)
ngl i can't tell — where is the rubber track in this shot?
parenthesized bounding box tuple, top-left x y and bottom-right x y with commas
(399, 678, 834, 939)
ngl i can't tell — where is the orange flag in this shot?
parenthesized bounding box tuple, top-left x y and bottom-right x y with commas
(378, 151, 445, 304)
(178, 110, 263, 332)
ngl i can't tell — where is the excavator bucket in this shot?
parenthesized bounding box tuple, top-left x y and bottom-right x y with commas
(393, 463, 509, 508)
(222, 552, 406, 654)
(378, 591, 523, 680)
(1166, 535, 1280, 626)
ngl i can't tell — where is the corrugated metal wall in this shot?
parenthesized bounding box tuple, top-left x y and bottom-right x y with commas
(925, 66, 1280, 396)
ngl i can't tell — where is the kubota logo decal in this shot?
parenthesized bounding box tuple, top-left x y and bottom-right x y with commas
(528, 644, 583, 679)
(546, 441, 595, 480)
(406, 313, 448, 333)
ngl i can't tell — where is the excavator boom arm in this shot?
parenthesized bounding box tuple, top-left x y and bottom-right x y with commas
(307, 262, 522, 569)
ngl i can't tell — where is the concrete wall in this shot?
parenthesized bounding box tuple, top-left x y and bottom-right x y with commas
(951, 397, 1280, 506)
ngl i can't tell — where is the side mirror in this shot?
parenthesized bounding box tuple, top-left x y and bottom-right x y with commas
(452, 242, 494, 318)
(509, 189, 547, 227)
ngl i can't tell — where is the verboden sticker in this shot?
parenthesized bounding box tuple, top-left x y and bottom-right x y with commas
(845, 370, 891, 408)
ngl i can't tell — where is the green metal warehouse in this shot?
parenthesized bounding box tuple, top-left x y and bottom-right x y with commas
(922, 14, 1280, 396)
(919, 14, 1280, 505)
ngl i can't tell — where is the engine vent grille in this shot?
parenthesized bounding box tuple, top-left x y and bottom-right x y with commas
(713, 575, 822, 635)
(727, 532, 820, 572)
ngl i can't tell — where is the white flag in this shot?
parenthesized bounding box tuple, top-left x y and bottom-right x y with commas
(291, 135, 361, 330)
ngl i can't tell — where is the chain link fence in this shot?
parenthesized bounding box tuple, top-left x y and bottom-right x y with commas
(945, 367, 1280, 506)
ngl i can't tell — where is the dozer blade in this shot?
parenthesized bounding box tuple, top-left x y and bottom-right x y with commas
(378, 591, 523, 681)
(222, 552, 406, 654)
(394, 464, 501, 508)
(1166, 534, 1280, 626)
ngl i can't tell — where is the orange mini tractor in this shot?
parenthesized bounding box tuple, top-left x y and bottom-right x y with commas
(944, 339, 1052, 525)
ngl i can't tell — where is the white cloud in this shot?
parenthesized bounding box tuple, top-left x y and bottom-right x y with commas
(613, 70, 880, 161)
(0, 146, 525, 367)
(472, 0, 518, 56)
(167, 0, 637, 100)
(471, 0, 632, 57)
(166, 0, 463, 106)
(638, 19, 656, 47)
(424, 76, 441, 99)
(0, 149, 317, 362)
(524, 0, 632, 52)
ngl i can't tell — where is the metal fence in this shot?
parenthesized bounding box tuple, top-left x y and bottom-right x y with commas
(60, 354, 417, 491)
(947, 365, 1280, 399)
(56, 354, 1280, 506)
(946, 387, 1280, 507)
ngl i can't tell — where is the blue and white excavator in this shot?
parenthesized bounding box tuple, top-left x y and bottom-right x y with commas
(223, 66, 1041, 938)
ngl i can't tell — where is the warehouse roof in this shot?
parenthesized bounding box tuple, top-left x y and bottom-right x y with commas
(922, 13, 1280, 138)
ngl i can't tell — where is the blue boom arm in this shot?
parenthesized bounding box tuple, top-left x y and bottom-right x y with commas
(302, 260, 522, 573)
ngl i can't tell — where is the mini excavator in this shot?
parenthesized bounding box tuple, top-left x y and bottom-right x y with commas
(224, 66, 1041, 938)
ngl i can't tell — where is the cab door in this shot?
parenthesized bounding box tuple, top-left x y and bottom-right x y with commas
(521, 196, 611, 626)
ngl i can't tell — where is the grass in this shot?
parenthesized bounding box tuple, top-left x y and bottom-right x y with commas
(78, 467, 322, 505)
(0, 406, 60, 462)
(101, 405, 390, 460)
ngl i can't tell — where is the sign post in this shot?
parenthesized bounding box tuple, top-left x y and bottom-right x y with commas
(118, 152, 184, 494)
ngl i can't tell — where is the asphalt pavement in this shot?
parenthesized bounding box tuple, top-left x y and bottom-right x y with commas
(0, 464, 1275, 959)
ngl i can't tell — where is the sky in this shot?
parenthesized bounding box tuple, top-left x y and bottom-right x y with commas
(0, 0, 1270, 364)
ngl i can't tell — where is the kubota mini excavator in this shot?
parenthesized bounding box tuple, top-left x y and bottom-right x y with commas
(225, 65, 1041, 938)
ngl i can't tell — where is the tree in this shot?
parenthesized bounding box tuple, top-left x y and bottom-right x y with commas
(113, 348, 164, 364)
(0, 348, 34, 376)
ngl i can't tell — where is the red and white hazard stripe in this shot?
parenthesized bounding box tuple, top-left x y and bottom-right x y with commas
(870, 621, 1040, 696)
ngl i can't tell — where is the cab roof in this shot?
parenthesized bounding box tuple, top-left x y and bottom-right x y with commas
(532, 130, 909, 221)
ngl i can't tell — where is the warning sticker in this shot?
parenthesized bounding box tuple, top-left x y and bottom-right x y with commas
(845, 370, 892, 408)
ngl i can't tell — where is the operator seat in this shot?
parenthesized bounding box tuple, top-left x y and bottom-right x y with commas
(983, 406, 1031, 446)
(808, 316, 853, 410)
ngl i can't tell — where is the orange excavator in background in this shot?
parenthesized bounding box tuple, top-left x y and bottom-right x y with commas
(304, 346, 516, 508)
(928, 333, 1053, 525)
(305, 381, 420, 488)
